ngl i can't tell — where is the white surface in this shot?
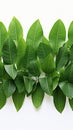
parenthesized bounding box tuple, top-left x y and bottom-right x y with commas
(0, 0, 73, 129)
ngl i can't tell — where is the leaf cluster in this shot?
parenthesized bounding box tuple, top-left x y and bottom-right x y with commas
(0, 17, 73, 113)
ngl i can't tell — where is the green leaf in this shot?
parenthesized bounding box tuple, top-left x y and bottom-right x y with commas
(0, 22, 7, 56)
(32, 83, 44, 108)
(63, 63, 73, 83)
(26, 20, 43, 49)
(59, 81, 73, 99)
(15, 76, 25, 93)
(12, 89, 25, 111)
(49, 19, 66, 54)
(3, 79, 16, 97)
(70, 45, 73, 61)
(41, 54, 55, 74)
(22, 45, 36, 68)
(2, 39, 17, 64)
(0, 61, 5, 78)
(0, 84, 6, 109)
(56, 45, 69, 69)
(8, 17, 23, 42)
(39, 76, 53, 95)
(27, 60, 40, 76)
(69, 98, 73, 110)
(24, 76, 35, 93)
(68, 21, 73, 42)
(16, 37, 26, 66)
(53, 87, 66, 113)
(37, 42, 52, 61)
(4, 64, 17, 79)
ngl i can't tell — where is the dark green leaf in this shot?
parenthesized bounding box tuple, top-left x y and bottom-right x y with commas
(41, 54, 55, 74)
(32, 83, 44, 108)
(15, 76, 25, 93)
(12, 89, 25, 111)
(26, 20, 43, 49)
(39, 76, 53, 95)
(0, 84, 6, 109)
(3, 79, 16, 97)
(59, 81, 73, 98)
(53, 87, 66, 113)
(56, 45, 69, 69)
(69, 98, 73, 110)
(37, 42, 52, 61)
(2, 39, 17, 64)
(49, 19, 66, 54)
(4, 64, 17, 79)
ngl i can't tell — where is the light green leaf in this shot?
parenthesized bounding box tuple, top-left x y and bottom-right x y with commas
(4, 64, 17, 79)
(59, 81, 73, 99)
(15, 76, 25, 93)
(68, 21, 73, 42)
(41, 54, 55, 74)
(3, 79, 16, 97)
(49, 19, 66, 54)
(69, 98, 73, 110)
(39, 76, 53, 95)
(56, 45, 69, 69)
(12, 89, 25, 111)
(2, 39, 17, 64)
(32, 83, 44, 108)
(37, 42, 52, 61)
(24, 76, 35, 93)
(0, 22, 7, 56)
(8, 17, 23, 42)
(26, 20, 43, 49)
(0, 84, 6, 109)
(53, 87, 66, 113)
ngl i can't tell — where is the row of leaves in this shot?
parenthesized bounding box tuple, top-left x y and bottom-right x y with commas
(0, 17, 73, 113)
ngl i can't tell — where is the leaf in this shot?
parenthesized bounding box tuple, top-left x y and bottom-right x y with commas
(70, 45, 73, 61)
(69, 98, 73, 110)
(27, 60, 40, 76)
(37, 42, 52, 61)
(53, 87, 66, 113)
(56, 44, 69, 69)
(59, 81, 73, 99)
(8, 17, 23, 42)
(39, 76, 53, 95)
(68, 21, 73, 42)
(16, 37, 26, 66)
(0, 22, 7, 56)
(12, 89, 25, 111)
(32, 83, 44, 108)
(26, 20, 43, 49)
(63, 63, 73, 83)
(4, 64, 17, 79)
(22, 45, 36, 68)
(0, 61, 5, 78)
(24, 76, 35, 93)
(15, 76, 25, 93)
(2, 39, 17, 64)
(3, 79, 16, 97)
(49, 19, 66, 54)
(41, 54, 55, 74)
(0, 84, 6, 109)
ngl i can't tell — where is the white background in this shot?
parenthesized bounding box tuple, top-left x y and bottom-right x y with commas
(0, 0, 73, 130)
